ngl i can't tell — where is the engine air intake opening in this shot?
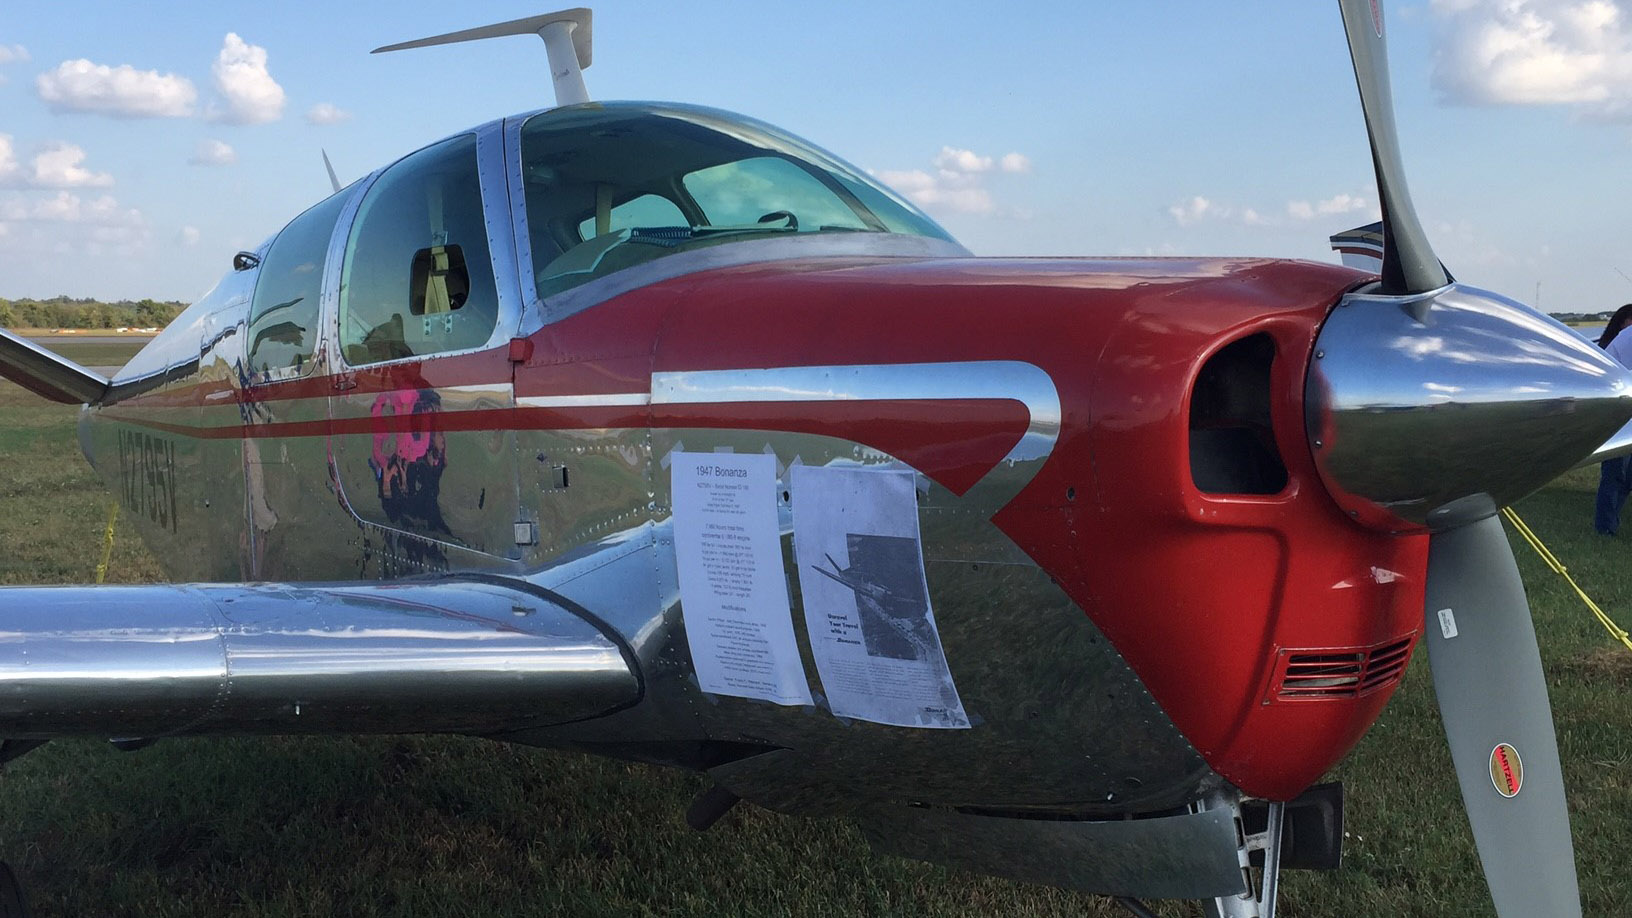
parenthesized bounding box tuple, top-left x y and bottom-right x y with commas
(1189, 333, 1288, 495)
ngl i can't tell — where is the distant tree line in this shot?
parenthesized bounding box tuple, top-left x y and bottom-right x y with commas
(0, 296, 185, 330)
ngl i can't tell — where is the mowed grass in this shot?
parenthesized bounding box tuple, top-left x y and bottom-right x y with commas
(0, 341, 1629, 916)
(25, 339, 155, 370)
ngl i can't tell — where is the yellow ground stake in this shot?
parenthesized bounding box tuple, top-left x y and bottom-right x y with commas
(1502, 506, 1632, 652)
(93, 502, 118, 584)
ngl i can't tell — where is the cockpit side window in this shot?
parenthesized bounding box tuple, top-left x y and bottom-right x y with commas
(339, 133, 499, 366)
(519, 102, 954, 300)
(246, 191, 348, 379)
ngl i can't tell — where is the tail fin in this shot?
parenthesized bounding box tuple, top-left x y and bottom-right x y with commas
(373, 8, 592, 107)
(1330, 220, 1384, 273)
(0, 329, 110, 405)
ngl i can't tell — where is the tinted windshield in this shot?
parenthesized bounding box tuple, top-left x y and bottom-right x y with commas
(519, 102, 954, 299)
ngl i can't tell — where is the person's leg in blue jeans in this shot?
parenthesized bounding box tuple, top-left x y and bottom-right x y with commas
(1595, 456, 1632, 534)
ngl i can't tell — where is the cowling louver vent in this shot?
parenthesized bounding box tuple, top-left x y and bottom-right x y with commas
(1266, 636, 1416, 702)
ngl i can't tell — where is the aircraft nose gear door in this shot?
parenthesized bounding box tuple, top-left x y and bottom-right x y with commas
(327, 129, 521, 574)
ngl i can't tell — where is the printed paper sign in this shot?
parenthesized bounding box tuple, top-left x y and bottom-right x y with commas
(791, 465, 969, 729)
(673, 452, 812, 706)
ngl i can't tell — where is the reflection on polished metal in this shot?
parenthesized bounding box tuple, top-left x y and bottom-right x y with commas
(1580, 416, 1632, 468)
(1305, 284, 1632, 530)
(0, 579, 638, 738)
(856, 801, 1247, 900)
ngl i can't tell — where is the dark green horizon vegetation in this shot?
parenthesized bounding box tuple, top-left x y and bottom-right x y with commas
(0, 296, 184, 331)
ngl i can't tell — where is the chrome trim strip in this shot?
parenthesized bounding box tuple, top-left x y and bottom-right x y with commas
(503, 114, 539, 329)
(652, 361, 1060, 509)
(517, 393, 651, 408)
(319, 170, 381, 377)
(652, 360, 1060, 462)
(440, 383, 513, 398)
(476, 120, 525, 349)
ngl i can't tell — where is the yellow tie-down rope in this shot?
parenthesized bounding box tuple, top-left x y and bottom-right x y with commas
(1502, 506, 1632, 652)
(93, 502, 118, 585)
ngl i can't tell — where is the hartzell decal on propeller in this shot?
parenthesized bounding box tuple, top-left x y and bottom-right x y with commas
(0, 3, 1628, 916)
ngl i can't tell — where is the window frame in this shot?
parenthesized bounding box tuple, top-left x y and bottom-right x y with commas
(504, 103, 968, 332)
(334, 120, 523, 371)
(244, 188, 356, 383)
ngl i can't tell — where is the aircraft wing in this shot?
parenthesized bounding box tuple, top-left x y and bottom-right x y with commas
(0, 576, 640, 738)
(0, 328, 109, 405)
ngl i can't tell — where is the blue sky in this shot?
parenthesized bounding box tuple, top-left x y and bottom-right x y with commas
(2, 1, 1630, 313)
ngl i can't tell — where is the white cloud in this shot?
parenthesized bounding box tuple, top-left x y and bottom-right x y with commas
(209, 33, 285, 124)
(874, 146, 1032, 216)
(999, 152, 1032, 173)
(0, 138, 116, 189)
(0, 44, 26, 85)
(1430, 0, 1632, 118)
(29, 143, 113, 188)
(0, 190, 143, 226)
(0, 135, 19, 185)
(876, 168, 996, 214)
(178, 225, 201, 246)
(1287, 193, 1369, 221)
(305, 102, 351, 125)
(189, 139, 237, 166)
(933, 146, 993, 173)
(35, 59, 197, 118)
(1172, 191, 1373, 227)
(1169, 195, 1222, 226)
(0, 191, 148, 258)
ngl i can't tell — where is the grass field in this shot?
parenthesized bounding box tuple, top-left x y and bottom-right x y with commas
(0, 340, 1629, 916)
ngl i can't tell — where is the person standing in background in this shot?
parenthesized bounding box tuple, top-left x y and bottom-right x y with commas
(1595, 304, 1632, 534)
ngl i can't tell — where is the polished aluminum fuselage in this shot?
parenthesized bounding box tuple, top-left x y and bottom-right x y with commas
(15, 91, 1622, 905)
(67, 83, 1451, 819)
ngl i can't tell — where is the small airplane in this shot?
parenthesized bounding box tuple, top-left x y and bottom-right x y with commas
(1, 4, 1628, 916)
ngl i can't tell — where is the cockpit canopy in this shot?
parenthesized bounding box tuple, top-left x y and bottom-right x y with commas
(519, 102, 954, 299)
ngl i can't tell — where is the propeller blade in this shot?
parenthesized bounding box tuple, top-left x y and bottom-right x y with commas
(1424, 515, 1580, 917)
(322, 149, 341, 195)
(1336, 0, 1449, 295)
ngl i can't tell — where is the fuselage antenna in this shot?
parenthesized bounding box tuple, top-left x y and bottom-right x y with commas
(372, 8, 593, 107)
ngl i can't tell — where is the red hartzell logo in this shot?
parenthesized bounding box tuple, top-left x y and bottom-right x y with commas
(1490, 742, 1523, 798)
